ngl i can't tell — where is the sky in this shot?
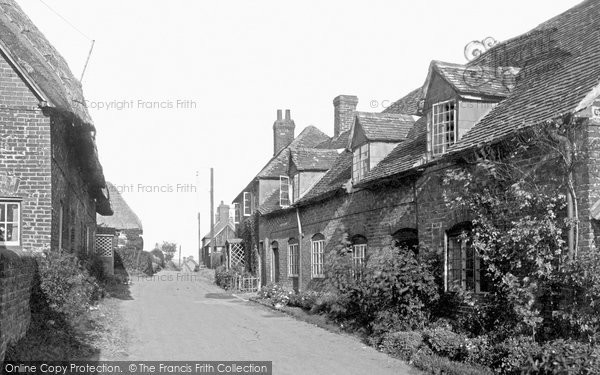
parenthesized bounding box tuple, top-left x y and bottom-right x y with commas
(15, 0, 582, 260)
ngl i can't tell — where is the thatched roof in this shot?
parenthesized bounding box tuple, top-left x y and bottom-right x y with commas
(0, 0, 109, 206)
(97, 182, 143, 231)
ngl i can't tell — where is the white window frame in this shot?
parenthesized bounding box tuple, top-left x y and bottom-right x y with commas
(243, 192, 251, 216)
(352, 143, 370, 183)
(279, 176, 291, 207)
(431, 100, 457, 156)
(352, 244, 367, 267)
(0, 200, 21, 246)
(288, 242, 299, 277)
(292, 173, 300, 202)
(233, 203, 241, 224)
(311, 238, 325, 278)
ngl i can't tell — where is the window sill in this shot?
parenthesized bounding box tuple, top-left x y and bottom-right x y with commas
(311, 275, 325, 279)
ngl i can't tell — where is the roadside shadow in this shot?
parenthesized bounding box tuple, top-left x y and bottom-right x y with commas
(205, 293, 235, 299)
(105, 251, 133, 300)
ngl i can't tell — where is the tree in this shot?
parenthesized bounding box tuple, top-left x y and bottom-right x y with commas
(161, 241, 177, 262)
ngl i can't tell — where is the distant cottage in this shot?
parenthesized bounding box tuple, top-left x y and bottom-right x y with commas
(97, 182, 144, 274)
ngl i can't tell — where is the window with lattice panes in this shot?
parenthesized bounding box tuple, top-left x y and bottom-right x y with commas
(0, 201, 20, 246)
(352, 144, 370, 183)
(288, 240, 299, 276)
(446, 224, 488, 293)
(311, 234, 325, 278)
(431, 100, 456, 156)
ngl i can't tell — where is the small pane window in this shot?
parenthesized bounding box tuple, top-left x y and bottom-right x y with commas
(311, 234, 325, 278)
(233, 203, 241, 224)
(243, 192, 252, 216)
(446, 223, 488, 293)
(288, 238, 299, 277)
(431, 100, 456, 156)
(352, 144, 370, 183)
(0, 201, 20, 246)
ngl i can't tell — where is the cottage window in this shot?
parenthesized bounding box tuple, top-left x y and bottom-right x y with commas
(243, 192, 251, 216)
(280, 176, 291, 207)
(292, 174, 300, 202)
(0, 201, 20, 246)
(431, 100, 457, 156)
(352, 144, 370, 183)
(288, 238, 299, 277)
(446, 223, 488, 293)
(311, 234, 325, 278)
(352, 236, 367, 267)
(233, 203, 241, 224)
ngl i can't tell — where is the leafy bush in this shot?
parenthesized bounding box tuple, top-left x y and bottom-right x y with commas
(523, 339, 600, 374)
(215, 266, 237, 289)
(36, 250, 102, 319)
(258, 283, 294, 307)
(288, 290, 321, 310)
(380, 331, 424, 361)
(464, 335, 494, 367)
(491, 336, 542, 373)
(115, 247, 153, 275)
(325, 245, 438, 332)
(412, 352, 494, 375)
(422, 327, 467, 360)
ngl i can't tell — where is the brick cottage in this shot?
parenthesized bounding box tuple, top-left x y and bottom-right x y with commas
(231, 0, 600, 293)
(0, 0, 112, 360)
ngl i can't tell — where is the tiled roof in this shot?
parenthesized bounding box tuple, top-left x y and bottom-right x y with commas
(427, 60, 517, 98)
(256, 126, 329, 178)
(257, 189, 285, 215)
(97, 182, 143, 231)
(234, 125, 330, 202)
(383, 87, 423, 115)
(449, 0, 600, 153)
(316, 129, 350, 149)
(294, 151, 353, 205)
(290, 148, 340, 171)
(359, 117, 428, 184)
(356, 112, 415, 142)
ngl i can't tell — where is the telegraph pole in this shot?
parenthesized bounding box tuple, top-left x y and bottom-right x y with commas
(210, 168, 215, 267)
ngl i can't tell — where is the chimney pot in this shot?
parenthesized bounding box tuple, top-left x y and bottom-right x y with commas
(285, 109, 291, 120)
(277, 109, 282, 121)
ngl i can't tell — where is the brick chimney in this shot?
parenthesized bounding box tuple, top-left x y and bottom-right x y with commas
(273, 109, 295, 155)
(333, 95, 358, 137)
(217, 201, 230, 224)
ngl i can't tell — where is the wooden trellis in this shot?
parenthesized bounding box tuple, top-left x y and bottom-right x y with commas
(94, 234, 114, 275)
(229, 241, 245, 268)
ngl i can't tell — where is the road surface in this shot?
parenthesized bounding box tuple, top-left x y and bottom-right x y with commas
(109, 270, 419, 375)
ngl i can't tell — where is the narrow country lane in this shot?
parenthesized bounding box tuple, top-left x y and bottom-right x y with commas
(107, 270, 420, 375)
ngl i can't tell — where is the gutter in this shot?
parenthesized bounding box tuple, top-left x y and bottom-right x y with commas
(296, 207, 304, 292)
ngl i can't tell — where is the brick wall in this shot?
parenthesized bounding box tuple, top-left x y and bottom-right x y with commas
(0, 249, 36, 361)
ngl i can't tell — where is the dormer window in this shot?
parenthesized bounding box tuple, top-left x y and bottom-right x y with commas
(431, 100, 456, 156)
(352, 144, 369, 183)
(279, 176, 291, 207)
